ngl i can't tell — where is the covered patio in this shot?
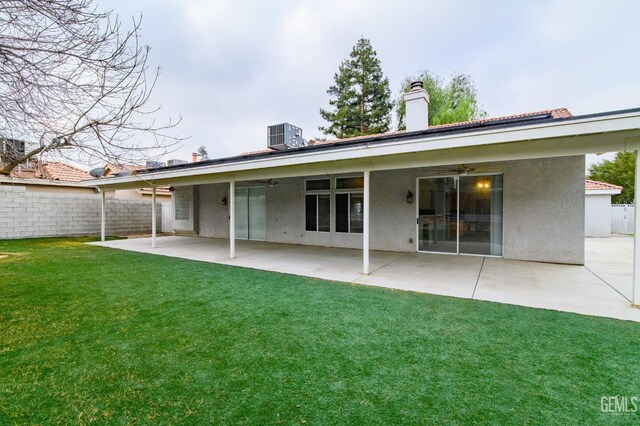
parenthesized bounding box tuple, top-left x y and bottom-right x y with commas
(90, 235, 640, 322)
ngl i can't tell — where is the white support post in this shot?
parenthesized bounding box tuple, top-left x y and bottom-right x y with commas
(100, 189, 106, 242)
(229, 180, 235, 259)
(633, 150, 640, 306)
(151, 187, 157, 248)
(363, 169, 370, 275)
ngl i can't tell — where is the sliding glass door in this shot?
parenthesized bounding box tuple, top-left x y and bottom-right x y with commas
(458, 175, 503, 256)
(418, 175, 503, 256)
(235, 187, 266, 241)
(418, 177, 458, 253)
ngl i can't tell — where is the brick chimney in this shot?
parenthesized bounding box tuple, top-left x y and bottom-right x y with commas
(403, 81, 429, 132)
(192, 152, 198, 162)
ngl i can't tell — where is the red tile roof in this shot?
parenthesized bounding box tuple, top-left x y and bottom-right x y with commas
(307, 108, 572, 146)
(41, 162, 92, 182)
(8, 161, 92, 182)
(585, 179, 623, 191)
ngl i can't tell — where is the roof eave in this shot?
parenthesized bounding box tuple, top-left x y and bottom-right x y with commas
(85, 108, 640, 190)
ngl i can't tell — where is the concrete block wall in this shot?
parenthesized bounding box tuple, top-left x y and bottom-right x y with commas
(0, 185, 161, 239)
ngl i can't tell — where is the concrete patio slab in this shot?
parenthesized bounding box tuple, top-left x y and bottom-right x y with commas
(584, 236, 632, 300)
(89, 236, 640, 323)
(474, 257, 637, 321)
(353, 253, 482, 298)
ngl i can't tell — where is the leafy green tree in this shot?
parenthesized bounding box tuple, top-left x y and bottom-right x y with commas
(319, 38, 392, 138)
(588, 151, 635, 204)
(396, 71, 486, 129)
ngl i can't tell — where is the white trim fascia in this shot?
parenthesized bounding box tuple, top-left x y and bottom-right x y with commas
(0, 177, 97, 188)
(86, 110, 640, 189)
(585, 189, 622, 195)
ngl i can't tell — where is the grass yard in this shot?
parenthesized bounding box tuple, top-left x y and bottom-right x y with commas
(1, 238, 639, 424)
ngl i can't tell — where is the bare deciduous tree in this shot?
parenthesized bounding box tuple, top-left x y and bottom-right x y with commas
(0, 0, 183, 176)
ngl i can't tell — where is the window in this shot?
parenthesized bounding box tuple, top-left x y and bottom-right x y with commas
(335, 192, 363, 233)
(306, 179, 330, 191)
(305, 194, 330, 232)
(174, 190, 190, 221)
(335, 176, 363, 234)
(305, 179, 330, 232)
(336, 176, 363, 190)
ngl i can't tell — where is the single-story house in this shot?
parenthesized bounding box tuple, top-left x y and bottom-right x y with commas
(82, 82, 640, 305)
(101, 163, 172, 201)
(585, 179, 623, 237)
(0, 160, 98, 194)
(0, 160, 172, 200)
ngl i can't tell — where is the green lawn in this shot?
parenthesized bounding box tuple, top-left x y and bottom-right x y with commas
(1, 238, 639, 424)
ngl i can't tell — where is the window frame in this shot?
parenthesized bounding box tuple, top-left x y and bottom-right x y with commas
(334, 190, 363, 234)
(304, 178, 331, 233)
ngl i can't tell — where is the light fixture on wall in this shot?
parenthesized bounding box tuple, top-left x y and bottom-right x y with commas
(221, 196, 228, 206)
(406, 190, 414, 204)
(476, 181, 491, 190)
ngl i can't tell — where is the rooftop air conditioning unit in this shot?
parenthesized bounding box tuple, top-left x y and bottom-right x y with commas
(0, 138, 26, 161)
(267, 123, 306, 150)
(145, 160, 165, 169)
(167, 159, 188, 166)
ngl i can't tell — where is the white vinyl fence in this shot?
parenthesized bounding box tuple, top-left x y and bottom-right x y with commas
(161, 202, 173, 233)
(612, 204, 635, 235)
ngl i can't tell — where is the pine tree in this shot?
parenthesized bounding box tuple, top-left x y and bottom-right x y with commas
(319, 38, 392, 138)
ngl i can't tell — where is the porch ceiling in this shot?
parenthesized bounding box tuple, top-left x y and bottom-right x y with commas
(89, 109, 640, 190)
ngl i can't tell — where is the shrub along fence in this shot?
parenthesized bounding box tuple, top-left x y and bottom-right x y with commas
(0, 185, 164, 240)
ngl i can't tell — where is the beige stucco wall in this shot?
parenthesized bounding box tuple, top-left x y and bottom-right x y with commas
(502, 156, 585, 264)
(0, 182, 96, 194)
(193, 155, 586, 264)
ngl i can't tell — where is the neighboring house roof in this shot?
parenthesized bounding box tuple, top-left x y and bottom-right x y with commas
(9, 161, 92, 182)
(101, 163, 171, 194)
(585, 179, 623, 192)
(103, 163, 143, 176)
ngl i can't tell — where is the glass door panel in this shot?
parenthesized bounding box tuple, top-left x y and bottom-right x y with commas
(248, 187, 266, 241)
(418, 177, 458, 253)
(458, 175, 503, 255)
(234, 188, 249, 239)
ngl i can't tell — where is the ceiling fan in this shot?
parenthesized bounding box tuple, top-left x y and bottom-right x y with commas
(248, 178, 279, 186)
(425, 164, 477, 175)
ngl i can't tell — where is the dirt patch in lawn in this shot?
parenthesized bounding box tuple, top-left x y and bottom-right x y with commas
(0, 252, 26, 263)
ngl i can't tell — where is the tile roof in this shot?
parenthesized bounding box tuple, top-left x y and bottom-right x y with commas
(585, 179, 623, 191)
(306, 108, 572, 147)
(103, 163, 144, 176)
(41, 162, 93, 182)
(8, 161, 92, 182)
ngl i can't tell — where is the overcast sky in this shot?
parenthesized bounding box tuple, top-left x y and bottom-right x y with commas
(106, 0, 640, 167)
